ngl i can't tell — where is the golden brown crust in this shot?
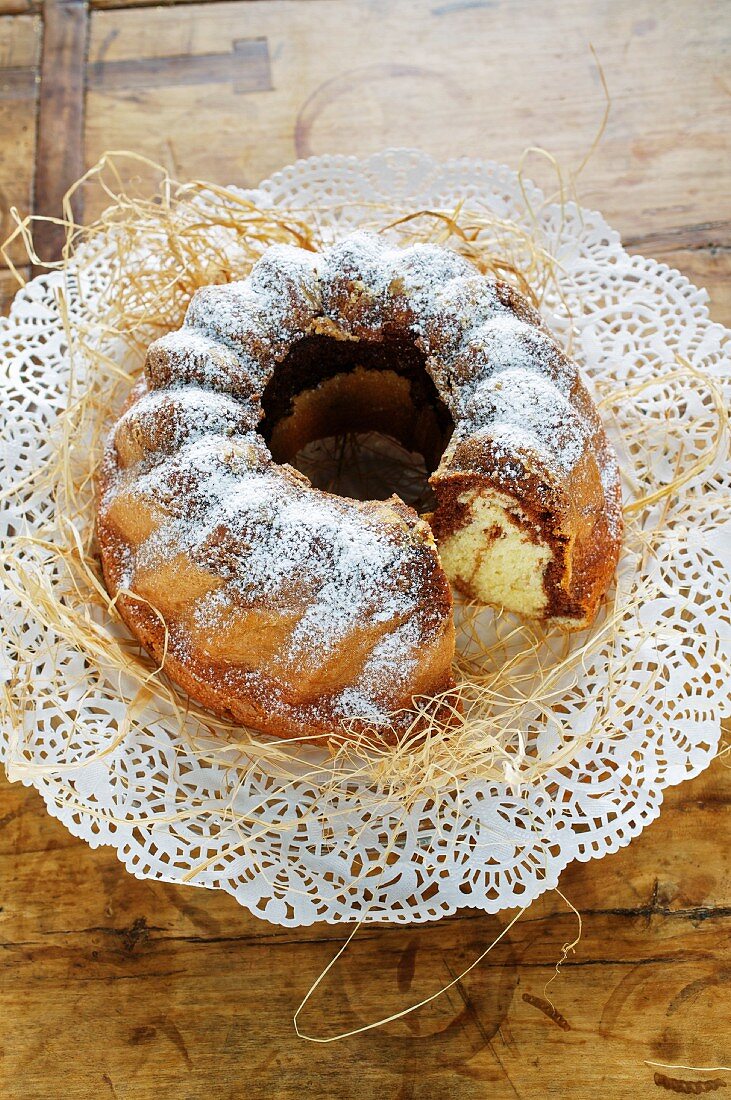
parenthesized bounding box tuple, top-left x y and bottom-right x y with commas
(97, 233, 622, 742)
(97, 474, 456, 743)
(97, 376, 456, 742)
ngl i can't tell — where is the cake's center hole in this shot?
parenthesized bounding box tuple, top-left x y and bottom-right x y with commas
(260, 334, 454, 508)
(291, 431, 434, 508)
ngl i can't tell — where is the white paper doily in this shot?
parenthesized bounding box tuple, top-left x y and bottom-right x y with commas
(1, 149, 730, 926)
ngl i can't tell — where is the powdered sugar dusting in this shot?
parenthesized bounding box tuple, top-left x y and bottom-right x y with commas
(458, 367, 588, 476)
(115, 384, 257, 461)
(453, 314, 574, 394)
(306, 235, 594, 482)
(104, 431, 442, 719)
(418, 274, 509, 354)
(144, 232, 611, 493)
(103, 231, 621, 728)
(387, 242, 473, 319)
(332, 620, 423, 726)
(146, 329, 258, 397)
(182, 245, 321, 390)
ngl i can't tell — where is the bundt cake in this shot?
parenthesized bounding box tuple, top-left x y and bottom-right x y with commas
(97, 233, 622, 740)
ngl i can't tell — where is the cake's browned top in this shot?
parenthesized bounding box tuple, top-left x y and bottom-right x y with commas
(143, 234, 621, 522)
(98, 233, 622, 735)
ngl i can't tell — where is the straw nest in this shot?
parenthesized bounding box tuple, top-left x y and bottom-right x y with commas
(1, 150, 728, 860)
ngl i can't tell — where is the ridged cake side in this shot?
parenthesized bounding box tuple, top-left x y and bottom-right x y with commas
(97, 232, 622, 741)
(305, 233, 623, 627)
(99, 379, 455, 740)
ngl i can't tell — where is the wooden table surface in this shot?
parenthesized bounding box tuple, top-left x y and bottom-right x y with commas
(1, 2, 730, 1097)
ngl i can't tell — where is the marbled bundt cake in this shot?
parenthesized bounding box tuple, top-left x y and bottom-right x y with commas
(97, 233, 622, 740)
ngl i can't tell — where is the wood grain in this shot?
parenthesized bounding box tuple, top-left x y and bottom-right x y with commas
(0, 758, 729, 1099)
(0, 266, 28, 314)
(0, 14, 40, 267)
(1, 0, 730, 1095)
(0, 0, 39, 14)
(87, 36, 272, 93)
(83, 0, 731, 241)
(33, 0, 88, 264)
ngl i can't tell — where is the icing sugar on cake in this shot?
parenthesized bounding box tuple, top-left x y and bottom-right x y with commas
(102, 429, 445, 725)
(97, 232, 622, 741)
